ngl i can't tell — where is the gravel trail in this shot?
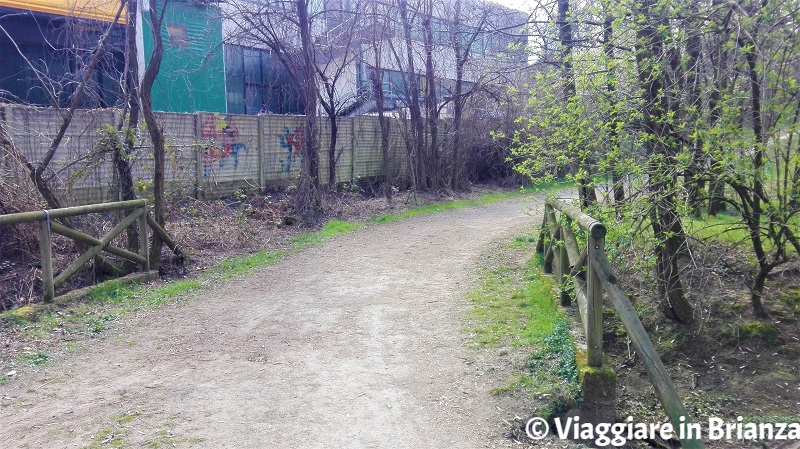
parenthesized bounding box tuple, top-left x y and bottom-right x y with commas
(0, 197, 540, 448)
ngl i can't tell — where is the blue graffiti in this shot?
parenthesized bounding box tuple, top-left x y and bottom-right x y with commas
(278, 126, 302, 173)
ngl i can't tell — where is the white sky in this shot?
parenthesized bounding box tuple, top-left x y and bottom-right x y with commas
(491, 0, 536, 13)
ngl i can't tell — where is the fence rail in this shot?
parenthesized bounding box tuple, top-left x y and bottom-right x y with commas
(539, 197, 704, 449)
(0, 199, 179, 303)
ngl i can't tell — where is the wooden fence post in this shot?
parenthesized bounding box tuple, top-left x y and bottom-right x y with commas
(557, 223, 571, 306)
(535, 212, 547, 254)
(138, 205, 150, 272)
(543, 204, 555, 273)
(39, 215, 54, 302)
(586, 225, 605, 367)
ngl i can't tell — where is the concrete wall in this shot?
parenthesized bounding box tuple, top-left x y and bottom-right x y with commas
(0, 104, 407, 205)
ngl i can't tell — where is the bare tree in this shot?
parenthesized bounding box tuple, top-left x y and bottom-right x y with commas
(367, 0, 394, 204)
(448, 0, 489, 189)
(140, 0, 169, 267)
(392, 0, 426, 192)
(225, 0, 322, 213)
(316, 0, 365, 187)
(0, 2, 125, 211)
(0, 2, 132, 277)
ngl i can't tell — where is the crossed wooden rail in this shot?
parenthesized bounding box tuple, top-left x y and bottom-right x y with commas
(0, 199, 182, 303)
(539, 198, 704, 449)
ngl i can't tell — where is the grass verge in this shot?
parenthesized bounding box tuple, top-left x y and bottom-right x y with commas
(464, 231, 580, 416)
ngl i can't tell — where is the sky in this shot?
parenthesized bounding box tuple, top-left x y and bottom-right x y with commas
(491, 0, 536, 13)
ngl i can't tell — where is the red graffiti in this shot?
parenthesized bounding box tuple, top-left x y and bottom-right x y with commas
(279, 126, 303, 173)
(201, 118, 245, 177)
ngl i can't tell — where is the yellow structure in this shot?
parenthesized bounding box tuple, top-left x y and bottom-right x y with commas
(0, 0, 125, 22)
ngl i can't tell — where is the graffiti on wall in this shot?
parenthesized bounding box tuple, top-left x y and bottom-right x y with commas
(202, 118, 246, 177)
(278, 126, 303, 173)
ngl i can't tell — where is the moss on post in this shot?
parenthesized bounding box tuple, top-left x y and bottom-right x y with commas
(575, 349, 616, 424)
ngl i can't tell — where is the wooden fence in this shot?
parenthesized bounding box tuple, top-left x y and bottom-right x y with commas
(0, 199, 180, 303)
(539, 197, 704, 449)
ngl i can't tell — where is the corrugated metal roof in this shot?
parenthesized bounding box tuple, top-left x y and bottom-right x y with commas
(0, 0, 126, 23)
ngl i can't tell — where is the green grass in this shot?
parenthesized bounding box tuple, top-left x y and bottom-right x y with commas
(684, 212, 752, 247)
(465, 233, 580, 413)
(19, 351, 50, 366)
(372, 182, 566, 224)
(466, 252, 560, 347)
(215, 250, 287, 279)
(289, 220, 364, 245)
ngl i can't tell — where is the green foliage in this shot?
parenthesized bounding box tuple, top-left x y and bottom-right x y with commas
(19, 351, 50, 366)
(726, 321, 781, 345)
(529, 319, 580, 394)
(509, 0, 800, 316)
(779, 286, 800, 314)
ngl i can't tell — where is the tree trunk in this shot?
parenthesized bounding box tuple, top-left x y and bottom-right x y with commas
(370, 6, 392, 205)
(399, 0, 426, 191)
(294, 0, 321, 213)
(650, 194, 693, 323)
(751, 267, 770, 318)
(683, 8, 703, 218)
(328, 114, 338, 187)
(141, 0, 167, 269)
(422, 0, 439, 188)
(116, 0, 141, 261)
(740, 28, 771, 317)
(558, 0, 595, 207)
(633, 0, 693, 324)
(707, 178, 727, 215)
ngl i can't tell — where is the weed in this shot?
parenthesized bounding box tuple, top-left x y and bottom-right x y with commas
(147, 279, 201, 305)
(81, 428, 126, 449)
(526, 318, 581, 413)
(743, 414, 800, 424)
(780, 286, 800, 313)
(19, 351, 49, 366)
(86, 317, 107, 334)
(215, 250, 286, 278)
(725, 321, 781, 345)
(90, 281, 130, 303)
(111, 410, 138, 425)
(490, 374, 533, 395)
(533, 320, 579, 386)
(289, 220, 363, 246)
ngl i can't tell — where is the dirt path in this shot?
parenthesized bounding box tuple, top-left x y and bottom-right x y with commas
(0, 197, 541, 449)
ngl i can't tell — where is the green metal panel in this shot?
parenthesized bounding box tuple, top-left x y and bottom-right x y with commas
(142, 0, 225, 113)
